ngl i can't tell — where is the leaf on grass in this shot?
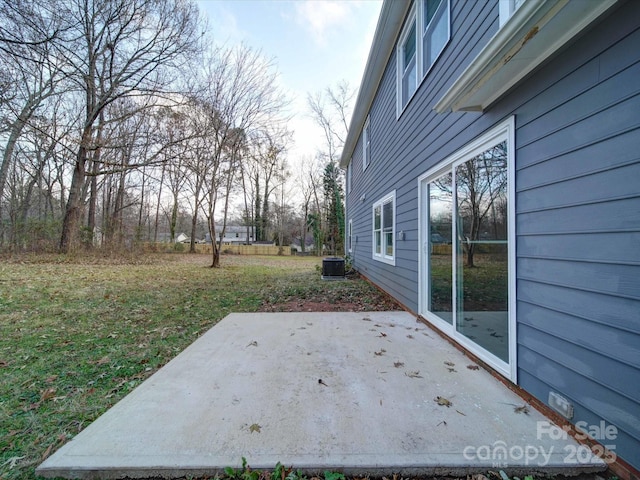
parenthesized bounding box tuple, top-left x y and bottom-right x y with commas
(95, 356, 110, 366)
(249, 423, 261, 433)
(2, 455, 25, 469)
(514, 404, 530, 415)
(40, 387, 57, 402)
(434, 396, 452, 407)
(467, 365, 480, 370)
(0, 359, 8, 367)
(405, 370, 422, 378)
(42, 443, 54, 460)
(393, 361, 404, 368)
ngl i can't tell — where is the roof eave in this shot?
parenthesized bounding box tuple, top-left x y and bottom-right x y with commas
(339, 0, 411, 169)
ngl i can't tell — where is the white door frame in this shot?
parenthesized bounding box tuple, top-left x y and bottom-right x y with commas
(417, 117, 517, 382)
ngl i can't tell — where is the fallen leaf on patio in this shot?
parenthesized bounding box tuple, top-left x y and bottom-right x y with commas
(447, 367, 457, 373)
(318, 379, 328, 386)
(378, 332, 387, 337)
(514, 404, 530, 415)
(405, 371, 423, 378)
(362, 317, 371, 321)
(249, 423, 261, 433)
(456, 409, 466, 416)
(2, 455, 25, 469)
(434, 396, 452, 407)
(407, 334, 414, 339)
(444, 361, 455, 367)
(374, 349, 386, 356)
(375, 324, 382, 327)
(393, 361, 404, 368)
(247, 341, 258, 347)
(437, 420, 447, 426)
(467, 365, 480, 370)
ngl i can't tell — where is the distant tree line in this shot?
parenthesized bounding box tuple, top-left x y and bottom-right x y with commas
(0, 0, 351, 264)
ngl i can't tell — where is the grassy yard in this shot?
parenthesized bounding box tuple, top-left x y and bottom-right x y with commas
(0, 254, 397, 480)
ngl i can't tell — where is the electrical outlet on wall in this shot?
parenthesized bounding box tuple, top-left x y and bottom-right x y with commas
(549, 391, 574, 419)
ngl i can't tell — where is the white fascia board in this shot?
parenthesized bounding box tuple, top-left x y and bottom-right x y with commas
(434, 0, 619, 113)
(339, 0, 411, 169)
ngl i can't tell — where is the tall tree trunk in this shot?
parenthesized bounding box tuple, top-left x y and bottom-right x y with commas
(154, 163, 166, 242)
(60, 128, 90, 253)
(86, 113, 104, 248)
(189, 180, 202, 253)
(0, 105, 32, 246)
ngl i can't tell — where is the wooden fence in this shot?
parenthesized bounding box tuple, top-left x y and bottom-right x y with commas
(144, 243, 291, 256)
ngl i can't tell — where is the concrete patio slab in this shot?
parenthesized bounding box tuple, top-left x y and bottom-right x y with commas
(37, 312, 605, 479)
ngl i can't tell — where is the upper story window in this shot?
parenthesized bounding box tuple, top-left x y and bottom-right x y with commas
(398, 5, 418, 112)
(397, 0, 450, 116)
(423, 0, 449, 75)
(363, 115, 371, 171)
(499, 0, 525, 27)
(346, 162, 352, 194)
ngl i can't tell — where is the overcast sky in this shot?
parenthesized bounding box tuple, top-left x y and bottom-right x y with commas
(197, 0, 383, 165)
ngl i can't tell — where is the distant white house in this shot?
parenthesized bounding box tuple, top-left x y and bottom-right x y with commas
(206, 225, 254, 245)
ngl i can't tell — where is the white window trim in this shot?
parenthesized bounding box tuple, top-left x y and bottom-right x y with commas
(372, 190, 396, 266)
(396, 3, 417, 117)
(397, 0, 450, 118)
(417, 117, 516, 381)
(348, 219, 353, 253)
(499, 0, 525, 27)
(346, 162, 352, 194)
(422, 0, 450, 78)
(362, 115, 371, 171)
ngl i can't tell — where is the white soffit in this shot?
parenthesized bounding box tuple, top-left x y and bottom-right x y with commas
(434, 0, 619, 113)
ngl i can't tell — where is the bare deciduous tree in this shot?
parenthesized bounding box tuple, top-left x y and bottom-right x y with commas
(55, 0, 202, 253)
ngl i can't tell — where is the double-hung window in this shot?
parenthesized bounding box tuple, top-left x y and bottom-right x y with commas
(363, 115, 371, 170)
(423, 0, 449, 75)
(397, 0, 450, 116)
(372, 191, 396, 265)
(398, 8, 418, 112)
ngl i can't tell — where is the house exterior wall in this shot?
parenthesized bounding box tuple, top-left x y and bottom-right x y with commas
(346, 0, 640, 470)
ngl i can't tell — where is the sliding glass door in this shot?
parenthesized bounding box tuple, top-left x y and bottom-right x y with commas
(420, 119, 515, 378)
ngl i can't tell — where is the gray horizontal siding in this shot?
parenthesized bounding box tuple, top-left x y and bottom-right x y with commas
(345, 0, 640, 469)
(517, 367, 640, 468)
(510, 0, 640, 469)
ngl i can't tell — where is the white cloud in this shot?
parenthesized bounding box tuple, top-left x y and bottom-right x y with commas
(294, 0, 352, 47)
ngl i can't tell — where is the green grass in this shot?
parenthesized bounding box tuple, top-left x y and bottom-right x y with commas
(0, 254, 395, 480)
